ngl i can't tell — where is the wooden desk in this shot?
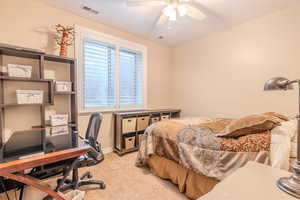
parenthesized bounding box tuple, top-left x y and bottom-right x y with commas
(0, 146, 90, 200)
(200, 161, 298, 200)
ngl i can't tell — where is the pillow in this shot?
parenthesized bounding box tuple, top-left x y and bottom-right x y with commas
(217, 114, 280, 138)
(199, 119, 233, 132)
(262, 112, 291, 122)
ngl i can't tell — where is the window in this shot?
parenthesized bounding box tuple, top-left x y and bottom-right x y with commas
(76, 26, 147, 113)
(119, 48, 144, 106)
(84, 39, 116, 107)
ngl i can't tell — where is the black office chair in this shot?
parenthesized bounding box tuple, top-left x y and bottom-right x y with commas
(58, 112, 106, 192)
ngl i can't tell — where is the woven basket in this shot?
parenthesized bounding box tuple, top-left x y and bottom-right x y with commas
(8, 64, 32, 78)
(50, 114, 68, 126)
(16, 90, 43, 104)
(55, 81, 72, 92)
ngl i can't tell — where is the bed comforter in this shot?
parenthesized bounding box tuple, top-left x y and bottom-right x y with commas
(136, 117, 296, 180)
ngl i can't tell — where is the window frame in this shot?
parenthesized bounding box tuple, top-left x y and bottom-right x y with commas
(75, 25, 148, 113)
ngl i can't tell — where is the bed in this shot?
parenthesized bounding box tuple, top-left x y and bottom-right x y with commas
(136, 113, 297, 199)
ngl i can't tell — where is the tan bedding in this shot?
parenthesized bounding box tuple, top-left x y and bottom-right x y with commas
(148, 155, 218, 200)
(136, 115, 295, 199)
(136, 117, 275, 180)
(147, 155, 297, 200)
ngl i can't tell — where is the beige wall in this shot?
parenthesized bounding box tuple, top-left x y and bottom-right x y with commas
(2, 0, 300, 150)
(172, 4, 300, 118)
(0, 0, 172, 149)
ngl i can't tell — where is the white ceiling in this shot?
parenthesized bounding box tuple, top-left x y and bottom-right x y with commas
(41, 0, 299, 46)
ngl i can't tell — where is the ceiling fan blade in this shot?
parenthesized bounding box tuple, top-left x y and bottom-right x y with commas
(187, 1, 223, 20)
(185, 5, 206, 21)
(154, 13, 168, 29)
(151, 13, 169, 35)
(127, 0, 167, 7)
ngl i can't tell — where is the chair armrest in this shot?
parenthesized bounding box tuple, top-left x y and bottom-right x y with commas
(87, 147, 104, 162)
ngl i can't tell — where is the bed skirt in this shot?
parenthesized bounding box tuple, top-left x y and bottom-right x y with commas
(147, 155, 219, 199)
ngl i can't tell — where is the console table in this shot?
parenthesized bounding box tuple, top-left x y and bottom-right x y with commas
(113, 109, 181, 156)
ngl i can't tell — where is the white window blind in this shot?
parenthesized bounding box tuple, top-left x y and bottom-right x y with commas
(119, 48, 143, 106)
(83, 39, 116, 107)
(76, 26, 147, 113)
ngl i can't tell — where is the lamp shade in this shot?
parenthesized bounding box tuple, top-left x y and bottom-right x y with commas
(264, 77, 293, 91)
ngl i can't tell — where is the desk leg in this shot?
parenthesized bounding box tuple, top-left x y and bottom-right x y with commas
(0, 172, 66, 200)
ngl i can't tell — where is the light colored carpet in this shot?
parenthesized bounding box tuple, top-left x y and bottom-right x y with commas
(82, 152, 188, 200)
(0, 152, 188, 200)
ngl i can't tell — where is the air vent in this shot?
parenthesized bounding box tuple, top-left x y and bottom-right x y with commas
(81, 5, 99, 15)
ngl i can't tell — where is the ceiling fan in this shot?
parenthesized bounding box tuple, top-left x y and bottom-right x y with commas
(126, 0, 220, 31)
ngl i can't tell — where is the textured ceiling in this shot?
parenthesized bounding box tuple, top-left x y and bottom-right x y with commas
(41, 0, 299, 46)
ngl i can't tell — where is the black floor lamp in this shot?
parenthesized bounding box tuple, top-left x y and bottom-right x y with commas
(264, 77, 300, 198)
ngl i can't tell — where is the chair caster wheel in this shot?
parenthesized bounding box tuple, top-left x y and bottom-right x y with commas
(100, 183, 106, 189)
(65, 179, 72, 184)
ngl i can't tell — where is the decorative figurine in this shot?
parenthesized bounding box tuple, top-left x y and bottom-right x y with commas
(55, 24, 75, 57)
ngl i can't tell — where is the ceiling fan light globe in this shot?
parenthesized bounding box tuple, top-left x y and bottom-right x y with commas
(164, 5, 177, 21)
(177, 5, 187, 16)
(163, 5, 175, 17)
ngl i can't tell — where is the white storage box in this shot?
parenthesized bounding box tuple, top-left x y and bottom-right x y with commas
(50, 114, 68, 126)
(55, 81, 72, 92)
(46, 125, 69, 136)
(8, 64, 32, 78)
(44, 70, 56, 80)
(16, 90, 43, 104)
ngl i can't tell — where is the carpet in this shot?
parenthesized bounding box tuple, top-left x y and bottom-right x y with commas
(0, 152, 188, 200)
(83, 152, 188, 200)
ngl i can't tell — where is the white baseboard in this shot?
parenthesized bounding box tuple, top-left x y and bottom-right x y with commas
(102, 147, 113, 154)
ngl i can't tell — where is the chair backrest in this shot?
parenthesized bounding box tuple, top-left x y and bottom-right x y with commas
(85, 112, 103, 149)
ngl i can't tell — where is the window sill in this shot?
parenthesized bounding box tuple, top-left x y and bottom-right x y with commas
(79, 107, 147, 116)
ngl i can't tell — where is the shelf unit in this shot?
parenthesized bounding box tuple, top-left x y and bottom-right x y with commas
(54, 91, 76, 95)
(0, 44, 78, 161)
(113, 109, 181, 156)
(0, 76, 54, 82)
